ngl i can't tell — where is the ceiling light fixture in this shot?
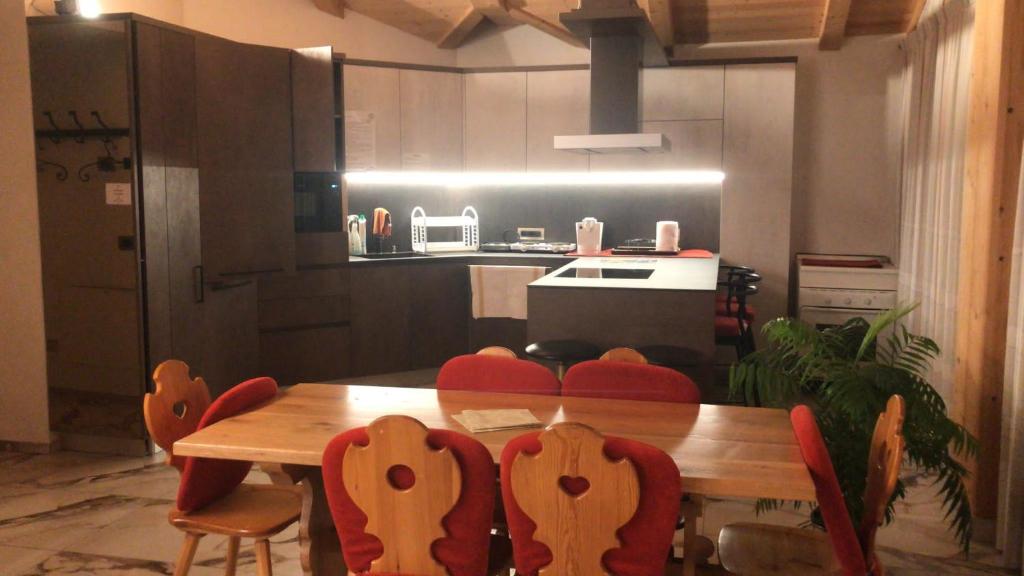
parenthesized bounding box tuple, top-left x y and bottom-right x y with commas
(343, 171, 726, 188)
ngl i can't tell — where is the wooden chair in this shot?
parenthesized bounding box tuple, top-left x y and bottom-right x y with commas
(561, 359, 701, 404)
(436, 353, 561, 395)
(717, 396, 906, 576)
(477, 346, 518, 359)
(500, 422, 681, 576)
(321, 415, 496, 575)
(599, 347, 648, 364)
(144, 363, 301, 576)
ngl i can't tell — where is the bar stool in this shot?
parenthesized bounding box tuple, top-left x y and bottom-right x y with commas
(524, 339, 601, 379)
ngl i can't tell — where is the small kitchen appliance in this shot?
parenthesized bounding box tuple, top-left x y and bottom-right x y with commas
(656, 221, 680, 253)
(796, 254, 898, 329)
(575, 217, 604, 256)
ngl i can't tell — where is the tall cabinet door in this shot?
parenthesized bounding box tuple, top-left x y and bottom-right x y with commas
(136, 22, 204, 375)
(195, 35, 296, 278)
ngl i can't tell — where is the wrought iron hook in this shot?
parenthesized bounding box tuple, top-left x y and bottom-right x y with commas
(68, 111, 86, 143)
(37, 158, 69, 181)
(42, 111, 62, 144)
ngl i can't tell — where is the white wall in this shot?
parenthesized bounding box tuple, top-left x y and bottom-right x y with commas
(1, 0, 51, 446)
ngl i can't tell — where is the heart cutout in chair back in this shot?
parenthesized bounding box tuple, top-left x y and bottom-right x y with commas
(558, 475, 591, 496)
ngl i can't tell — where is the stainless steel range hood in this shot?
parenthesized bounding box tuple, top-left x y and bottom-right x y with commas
(554, 0, 669, 154)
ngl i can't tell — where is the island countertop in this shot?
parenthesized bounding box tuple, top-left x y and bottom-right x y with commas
(529, 254, 721, 291)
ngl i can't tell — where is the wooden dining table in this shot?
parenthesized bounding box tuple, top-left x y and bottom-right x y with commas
(174, 383, 815, 576)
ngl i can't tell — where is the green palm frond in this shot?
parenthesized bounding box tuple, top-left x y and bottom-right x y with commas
(731, 304, 977, 553)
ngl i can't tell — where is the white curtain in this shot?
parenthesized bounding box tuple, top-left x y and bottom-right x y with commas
(896, 0, 974, 403)
(998, 148, 1024, 570)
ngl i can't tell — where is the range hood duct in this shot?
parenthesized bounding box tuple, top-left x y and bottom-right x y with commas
(554, 0, 668, 154)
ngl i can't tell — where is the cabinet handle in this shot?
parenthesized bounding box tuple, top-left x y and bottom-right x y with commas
(193, 265, 204, 303)
(207, 279, 255, 292)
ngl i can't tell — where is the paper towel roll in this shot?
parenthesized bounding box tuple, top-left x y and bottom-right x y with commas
(656, 221, 680, 252)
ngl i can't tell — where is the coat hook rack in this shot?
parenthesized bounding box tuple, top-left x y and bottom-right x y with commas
(37, 158, 69, 181)
(78, 156, 132, 182)
(35, 110, 130, 142)
(42, 111, 62, 144)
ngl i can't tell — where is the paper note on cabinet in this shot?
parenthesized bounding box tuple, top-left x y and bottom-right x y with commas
(345, 110, 376, 171)
(105, 183, 132, 206)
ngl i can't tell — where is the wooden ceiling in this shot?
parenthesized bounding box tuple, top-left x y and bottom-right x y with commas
(313, 0, 928, 51)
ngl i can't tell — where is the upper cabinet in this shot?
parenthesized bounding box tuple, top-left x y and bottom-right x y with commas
(400, 70, 464, 170)
(343, 64, 402, 170)
(464, 72, 527, 171)
(641, 66, 725, 121)
(195, 35, 296, 278)
(526, 69, 590, 172)
(291, 46, 336, 173)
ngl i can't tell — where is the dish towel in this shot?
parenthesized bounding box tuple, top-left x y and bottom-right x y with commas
(470, 265, 547, 320)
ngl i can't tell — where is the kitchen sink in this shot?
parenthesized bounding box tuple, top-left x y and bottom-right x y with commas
(358, 251, 433, 259)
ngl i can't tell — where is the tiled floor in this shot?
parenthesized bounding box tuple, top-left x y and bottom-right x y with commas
(0, 450, 1016, 576)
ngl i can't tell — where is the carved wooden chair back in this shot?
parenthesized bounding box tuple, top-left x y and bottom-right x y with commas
(598, 347, 648, 364)
(143, 360, 211, 472)
(477, 346, 518, 359)
(859, 395, 906, 563)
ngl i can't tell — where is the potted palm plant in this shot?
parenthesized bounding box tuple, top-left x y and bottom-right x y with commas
(729, 305, 978, 552)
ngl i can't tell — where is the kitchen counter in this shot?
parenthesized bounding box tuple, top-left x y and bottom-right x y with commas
(347, 251, 575, 265)
(530, 254, 720, 291)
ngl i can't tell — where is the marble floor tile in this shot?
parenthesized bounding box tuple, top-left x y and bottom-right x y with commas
(0, 494, 157, 551)
(2, 549, 224, 576)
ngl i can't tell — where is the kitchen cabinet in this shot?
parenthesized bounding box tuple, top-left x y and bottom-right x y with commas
(400, 69, 464, 170)
(409, 264, 470, 368)
(641, 66, 725, 121)
(589, 119, 723, 171)
(721, 63, 796, 336)
(258, 268, 352, 386)
(291, 46, 336, 172)
(350, 265, 413, 376)
(526, 69, 590, 171)
(343, 64, 402, 170)
(464, 72, 527, 171)
(195, 34, 296, 278)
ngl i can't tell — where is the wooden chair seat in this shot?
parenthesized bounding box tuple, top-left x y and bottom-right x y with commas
(169, 484, 302, 538)
(717, 523, 839, 576)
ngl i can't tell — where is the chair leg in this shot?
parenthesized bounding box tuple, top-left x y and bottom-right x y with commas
(254, 539, 273, 576)
(174, 532, 203, 576)
(224, 536, 240, 576)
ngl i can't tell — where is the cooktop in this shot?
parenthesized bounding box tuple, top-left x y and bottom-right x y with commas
(556, 268, 655, 280)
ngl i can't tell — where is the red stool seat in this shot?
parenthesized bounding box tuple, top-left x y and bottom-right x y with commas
(715, 315, 747, 339)
(715, 299, 757, 321)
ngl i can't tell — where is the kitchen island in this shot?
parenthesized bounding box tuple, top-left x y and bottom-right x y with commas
(528, 255, 720, 382)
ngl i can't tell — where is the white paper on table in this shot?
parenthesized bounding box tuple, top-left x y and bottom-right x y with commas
(452, 409, 542, 433)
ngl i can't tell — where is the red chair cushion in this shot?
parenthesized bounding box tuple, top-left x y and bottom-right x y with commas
(322, 427, 496, 576)
(561, 360, 701, 404)
(714, 315, 746, 338)
(437, 354, 561, 396)
(176, 377, 278, 512)
(501, 431, 681, 576)
(790, 406, 868, 576)
(715, 300, 757, 321)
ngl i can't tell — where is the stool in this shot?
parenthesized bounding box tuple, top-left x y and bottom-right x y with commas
(525, 339, 601, 379)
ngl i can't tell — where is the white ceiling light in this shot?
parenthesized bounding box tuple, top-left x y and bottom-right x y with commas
(343, 171, 725, 188)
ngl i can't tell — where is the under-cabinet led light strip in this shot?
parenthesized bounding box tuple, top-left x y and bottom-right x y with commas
(343, 171, 725, 187)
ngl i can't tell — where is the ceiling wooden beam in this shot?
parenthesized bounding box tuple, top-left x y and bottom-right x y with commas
(507, 6, 587, 49)
(312, 0, 344, 19)
(954, 0, 1023, 518)
(437, 5, 486, 49)
(818, 0, 851, 50)
(637, 0, 675, 47)
(903, 0, 928, 33)
(471, 0, 517, 26)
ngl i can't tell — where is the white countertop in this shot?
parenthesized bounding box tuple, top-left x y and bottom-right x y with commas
(530, 254, 720, 291)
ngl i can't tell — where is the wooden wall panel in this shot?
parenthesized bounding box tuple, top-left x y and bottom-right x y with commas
(721, 63, 796, 338)
(641, 66, 724, 122)
(464, 72, 527, 171)
(343, 65, 402, 170)
(526, 69, 590, 171)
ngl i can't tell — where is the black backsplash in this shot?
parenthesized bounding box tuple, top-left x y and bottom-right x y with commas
(347, 182, 721, 253)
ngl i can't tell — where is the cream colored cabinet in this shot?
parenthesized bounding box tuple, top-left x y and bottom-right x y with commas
(464, 72, 527, 171)
(400, 69, 464, 170)
(720, 63, 796, 334)
(526, 69, 590, 171)
(641, 66, 725, 121)
(343, 64, 401, 170)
